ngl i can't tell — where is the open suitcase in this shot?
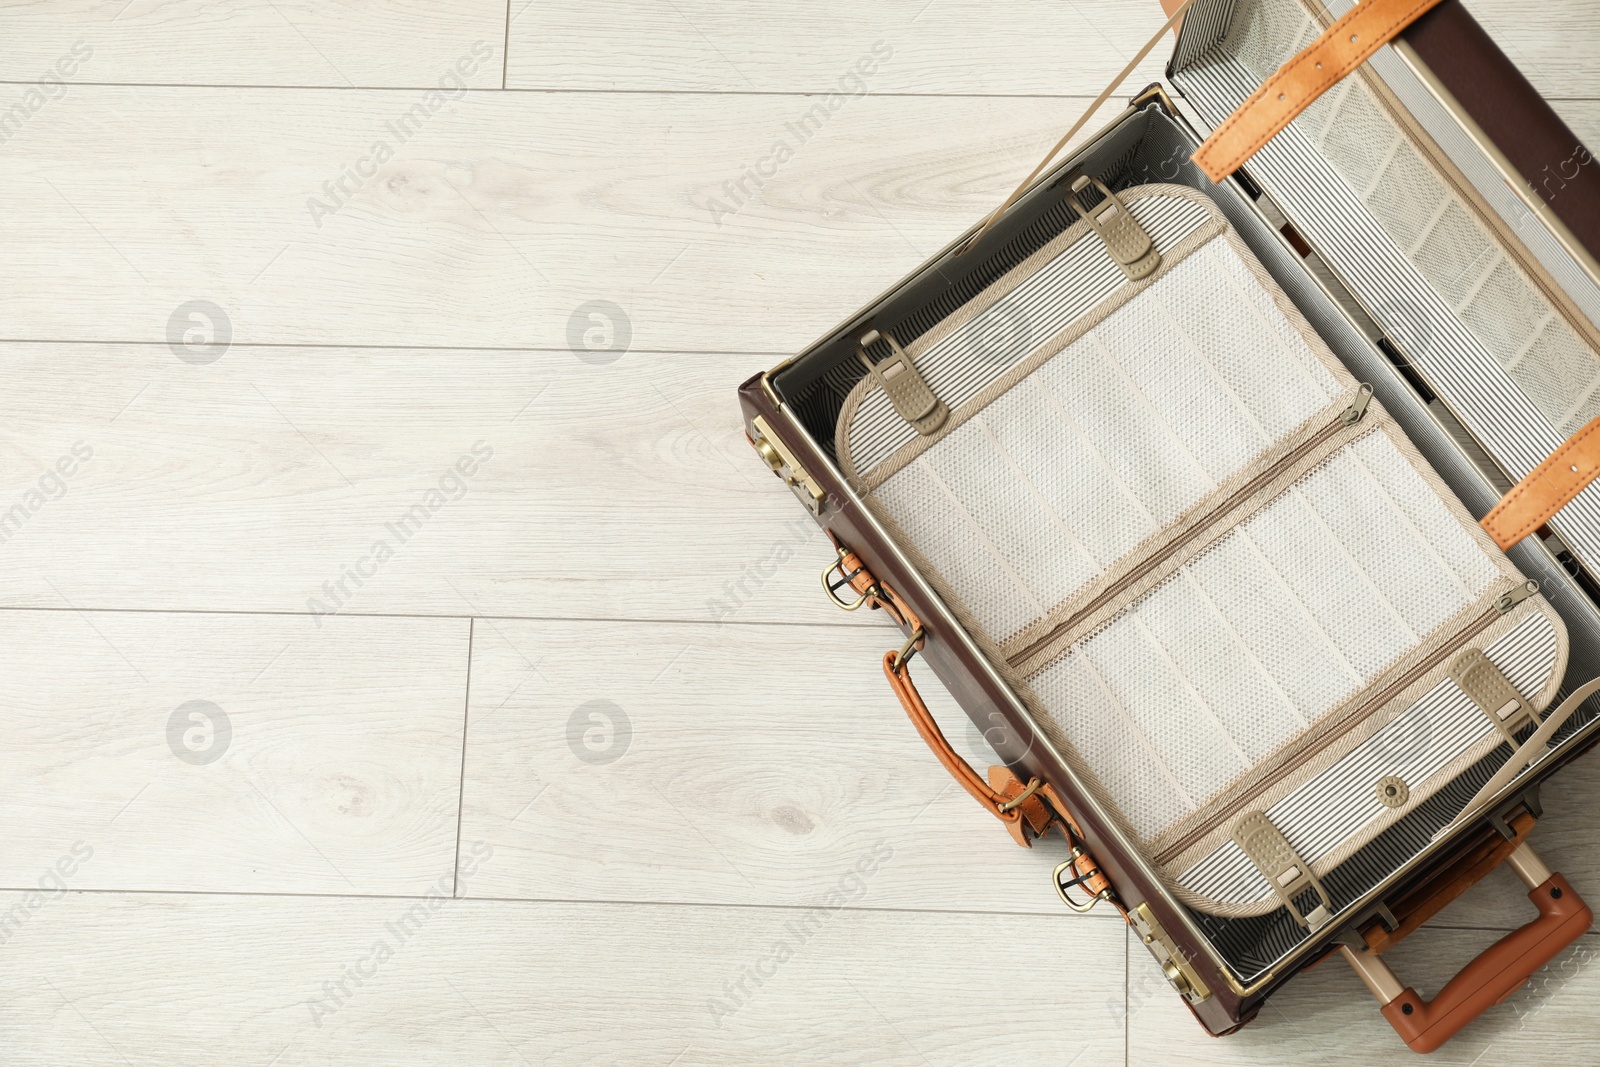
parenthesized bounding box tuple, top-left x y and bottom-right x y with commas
(737, 0, 1600, 1052)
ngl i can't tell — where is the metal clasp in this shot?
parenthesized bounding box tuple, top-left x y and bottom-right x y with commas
(892, 625, 925, 672)
(821, 546, 874, 611)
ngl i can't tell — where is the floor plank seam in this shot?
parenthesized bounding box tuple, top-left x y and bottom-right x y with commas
(451, 617, 476, 899)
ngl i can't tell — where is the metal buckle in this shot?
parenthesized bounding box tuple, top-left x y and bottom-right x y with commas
(996, 777, 1042, 813)
(1053, 850, 1108, 914)
(892, 626, 925, 672)
(821, 547, 874, 611)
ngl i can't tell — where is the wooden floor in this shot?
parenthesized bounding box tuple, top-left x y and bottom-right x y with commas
(0, 1, 1597, 1063)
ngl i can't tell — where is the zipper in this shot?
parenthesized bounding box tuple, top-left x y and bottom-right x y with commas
(1152, 577, 1541, 867)
(1006, 384, 1375, 670)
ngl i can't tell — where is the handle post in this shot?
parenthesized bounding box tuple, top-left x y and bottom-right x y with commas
(1343, 844, 1592, 1053)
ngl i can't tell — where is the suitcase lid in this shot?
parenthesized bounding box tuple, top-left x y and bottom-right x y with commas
(1165, 0, 1600, 585)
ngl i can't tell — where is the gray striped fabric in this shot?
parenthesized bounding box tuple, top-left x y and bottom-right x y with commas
(1172, 0, 1600, 585)
(845, 193, 1214, 478)
(1178, 610, 1559, 904)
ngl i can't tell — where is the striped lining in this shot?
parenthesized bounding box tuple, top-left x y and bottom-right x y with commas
(1173, 50, 1600, 589)
(1171, 0, 1240, 70)
(845, 194, 1214, 478)
(1177, 610, 1558, 904)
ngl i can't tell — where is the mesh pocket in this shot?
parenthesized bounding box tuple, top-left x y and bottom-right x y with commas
(1029, 432, 1497, 842)
(1317, 82, 1399, 192)
(1511, 325, 1600, 435)
(1365, 141, 1446, 252)
(1229, 0, 1312, 79)
(1413, 202, 1496, 308)
(870, 232, 1339, 644)
(1460, 259, 1550, 367)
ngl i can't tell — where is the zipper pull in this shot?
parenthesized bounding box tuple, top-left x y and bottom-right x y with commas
(1495, 579, 1539, 614)
(1340, 383, 1374, 425)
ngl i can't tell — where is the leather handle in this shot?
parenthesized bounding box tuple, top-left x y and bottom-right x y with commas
(883, 651, 1033, 845)
(1481, 412, 1600, 550)
(1349, 845, 1593, 1053)
(1191, 0, 1447, 182)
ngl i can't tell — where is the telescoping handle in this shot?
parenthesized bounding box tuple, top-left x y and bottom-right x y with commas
(1341, 842, 1592, 1053)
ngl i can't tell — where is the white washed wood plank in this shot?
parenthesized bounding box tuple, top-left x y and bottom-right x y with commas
(0, 609, 468, 895)
(0, 1, 507, 89)
(0, 893, 1126, 1066)
(0, 88, 1105, 351)
(1127, 926, 1600, 1064)
(1462, 0, 1600, 99)
(457, 616, 1104, 916)
(0, 343, 865, 624)
(505, 0, 1171, 94)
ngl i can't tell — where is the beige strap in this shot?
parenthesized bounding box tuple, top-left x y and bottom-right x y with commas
(964, 0, 1195, 254)
(1481, 412, 1600, 550)
(1191, 0, 1447, 181)
(1434, 675, 1600, 842)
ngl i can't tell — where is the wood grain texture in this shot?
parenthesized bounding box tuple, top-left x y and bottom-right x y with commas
(0, 88, 1106, 351)
(456, 616, 1106, 915)
(0, 892, 1126, 1066)
(1462, 0, 1600, 100)
(0, 343, 868, 624)
(1127, 926, 1600, 1064)
(0, 1, 507, 89)
(504, 0, 1171, 94)
(0, 608, 468, 895)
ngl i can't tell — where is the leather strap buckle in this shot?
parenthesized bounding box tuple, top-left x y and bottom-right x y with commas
(821, 546, 875, 611)
(995, 777, 1042, 813)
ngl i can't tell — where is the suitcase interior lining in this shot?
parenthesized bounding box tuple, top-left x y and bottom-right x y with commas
(837, 184, 1561, 917)
(1170, 0, 1600, 599)
(769, 101, 1600, 983)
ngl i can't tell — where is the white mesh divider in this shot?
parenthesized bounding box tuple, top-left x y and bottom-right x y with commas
(869, 232, 1342, 644)
(1031, 433, 1493, 842)
(873, 460, 1042, 642)
(1030, 652, 1195, 836)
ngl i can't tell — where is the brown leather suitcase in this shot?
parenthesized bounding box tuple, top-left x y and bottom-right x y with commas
(738, 0, 1600, 1051)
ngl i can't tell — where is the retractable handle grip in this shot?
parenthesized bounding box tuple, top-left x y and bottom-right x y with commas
(1345, 843, 1593, 1053)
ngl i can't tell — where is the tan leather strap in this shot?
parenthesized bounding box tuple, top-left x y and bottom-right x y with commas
(835, 539, 1116, 902)
(1191, 0, 1447, 182)
(1480, 412, 1600, 550)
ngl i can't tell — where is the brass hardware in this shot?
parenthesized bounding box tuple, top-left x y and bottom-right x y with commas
(1376, 775, 1409, 809)
(821, 546, 874, 611)
(1129, 903, 1212, 1005)
(1341, 382, 1374, 424)
(1495, 579, 1539, 614)
(996, 777, 1042, 813)
(1052, 852, 1108, 915)
(892, 626, 925, 672)
(750, 414, 826, 515)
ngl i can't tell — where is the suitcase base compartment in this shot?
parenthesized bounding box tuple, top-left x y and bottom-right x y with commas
(740, 89, 1600, 1037)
